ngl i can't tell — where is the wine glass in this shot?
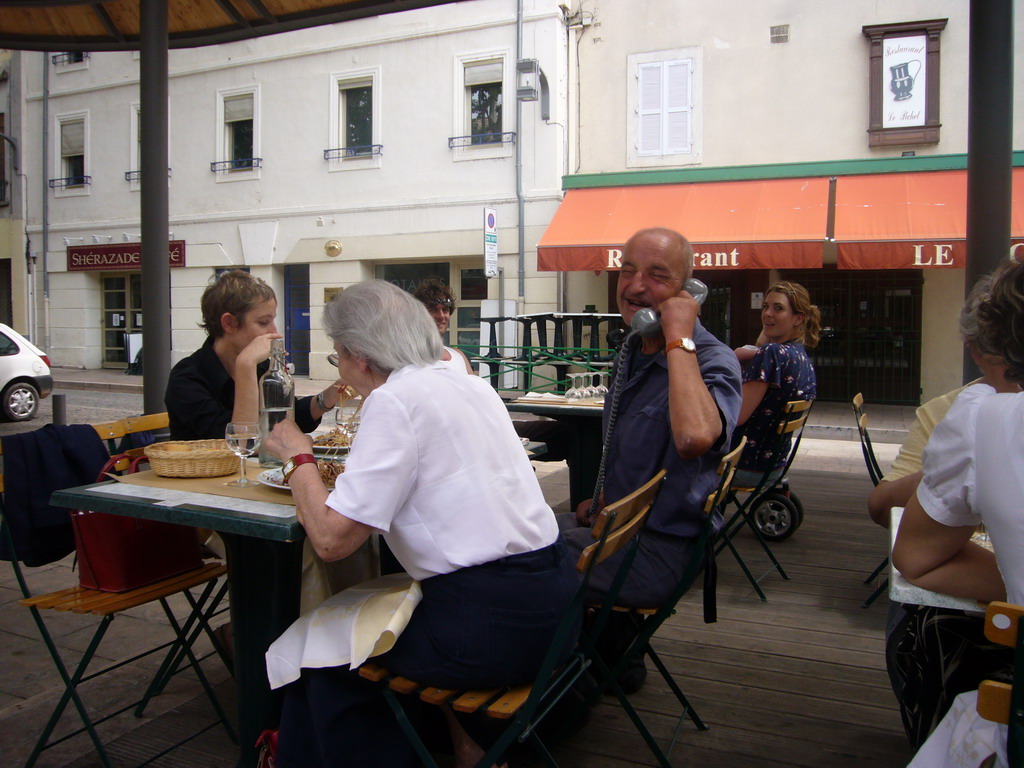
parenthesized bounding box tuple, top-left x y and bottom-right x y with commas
(565, 373, 581, 402)
(225, 422, 260, 487)
(594, 372, 609, 401)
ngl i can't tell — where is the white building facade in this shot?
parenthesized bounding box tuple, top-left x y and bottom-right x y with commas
(546, 0, 1023, 403)
(3, 0, 1022, 403)
(9, 0, 568, 381)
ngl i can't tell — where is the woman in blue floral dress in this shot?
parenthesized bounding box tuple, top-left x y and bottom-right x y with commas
(732, 281, 819, 487)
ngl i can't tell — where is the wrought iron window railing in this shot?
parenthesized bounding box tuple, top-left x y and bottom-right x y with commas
(323, 145, 383, 160)
(51, 52, 89, 65)
(210, 158, 262, 172)
(124, 168, 172, 182)
(448, 132, 516, 149)
(48, 176, 91, 189)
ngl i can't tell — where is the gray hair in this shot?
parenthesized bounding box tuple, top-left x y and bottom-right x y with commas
(959, 274, 996, 354)
(322, 280, 442, 374)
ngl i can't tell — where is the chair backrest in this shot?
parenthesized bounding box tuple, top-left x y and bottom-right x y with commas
(579, 469, 666, 573)
(769, 398, 813, 477)
(92, 412, 170, 470)
(977, 600, 1024, 766)
(851, 394, 883, 486)
(705, 436, 746, 515)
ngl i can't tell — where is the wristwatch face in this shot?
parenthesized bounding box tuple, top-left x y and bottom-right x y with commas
(680, 337, 696, 353)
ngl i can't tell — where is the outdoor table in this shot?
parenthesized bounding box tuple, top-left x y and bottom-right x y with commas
(889, 506, 986, 613)
(507, 397, 604, 509)
(52, 467, 304, 768)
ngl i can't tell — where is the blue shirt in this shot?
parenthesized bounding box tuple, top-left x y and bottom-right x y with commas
(735, 341, 816, 472)
(602, 320, 742, 539)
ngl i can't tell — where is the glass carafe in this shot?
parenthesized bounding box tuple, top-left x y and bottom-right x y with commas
(258, 338, 294, 467)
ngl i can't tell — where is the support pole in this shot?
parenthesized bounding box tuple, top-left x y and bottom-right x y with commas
(963, 0, 1014, 382)
(140, 0, 171, 415)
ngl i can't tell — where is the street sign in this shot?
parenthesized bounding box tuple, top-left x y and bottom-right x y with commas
(484, 207, 498, 277)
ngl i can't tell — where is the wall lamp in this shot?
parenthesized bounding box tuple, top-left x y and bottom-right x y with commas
(516, 58, 550, 120)
(122, 233, 142, 242)
(62, 237, 84, 246)
(91, 235, 113, 243)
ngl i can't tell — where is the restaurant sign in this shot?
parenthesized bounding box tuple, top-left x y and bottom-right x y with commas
(66, 240, 186, 272)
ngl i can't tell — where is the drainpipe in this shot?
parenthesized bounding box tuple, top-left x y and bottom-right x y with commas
(41, 53, 49, 353)
(515, 0, 525, 304)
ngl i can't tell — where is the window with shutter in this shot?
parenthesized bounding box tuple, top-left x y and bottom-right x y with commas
(216, 88, 260, 177)
(637, 60, 691, 156)
(60, 119, 86, 186)
(628, 48, 701, 168)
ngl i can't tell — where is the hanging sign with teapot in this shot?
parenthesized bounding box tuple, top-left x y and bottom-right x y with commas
(882, 34, 926, 128)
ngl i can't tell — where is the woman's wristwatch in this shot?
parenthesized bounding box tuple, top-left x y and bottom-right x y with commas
(282, 453, 317, 482)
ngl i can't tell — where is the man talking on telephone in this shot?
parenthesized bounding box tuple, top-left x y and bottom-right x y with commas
(560, 227, 742, 693)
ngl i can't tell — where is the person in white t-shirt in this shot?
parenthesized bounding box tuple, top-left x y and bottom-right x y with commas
(263, 280, 578, 768)
(893, 260, 1024, 603)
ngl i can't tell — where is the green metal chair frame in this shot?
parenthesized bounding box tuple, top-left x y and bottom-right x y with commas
(852, 393, 890, 608)
(0, 419, 236, 768)
(583, 437, 746, 765)
(714, 399, 813, 601)
(358, 470, 667, 768)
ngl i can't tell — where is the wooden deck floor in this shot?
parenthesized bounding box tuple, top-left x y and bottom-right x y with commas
(54, 467, 915, 767)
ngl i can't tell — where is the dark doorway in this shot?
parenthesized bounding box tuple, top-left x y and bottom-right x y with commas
(284, 263, 310, 376)
(784, 268, 923, 404)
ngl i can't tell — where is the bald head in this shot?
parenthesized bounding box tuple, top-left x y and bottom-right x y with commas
(624, 228, 694, 284)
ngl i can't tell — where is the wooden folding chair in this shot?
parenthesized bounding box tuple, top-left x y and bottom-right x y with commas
(852, 393, 890, 608)
(977, 601, 1024, 767)
(715, 399, 812, 601)
(357, 470, 667, 768)
(0, 416, 235, 768)
(584, 438, 746, 765)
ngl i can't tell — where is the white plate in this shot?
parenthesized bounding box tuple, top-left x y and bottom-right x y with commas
(257, 468, 290, 491)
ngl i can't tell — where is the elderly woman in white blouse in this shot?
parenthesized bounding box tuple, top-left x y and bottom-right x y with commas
(263, 280, 578, 768)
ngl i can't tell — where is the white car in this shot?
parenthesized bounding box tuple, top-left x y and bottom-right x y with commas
(0, 324, 53, 421)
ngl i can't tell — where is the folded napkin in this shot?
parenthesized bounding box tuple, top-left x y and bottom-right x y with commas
(266, 573, 422, 689)
(519, 392, 566, 401)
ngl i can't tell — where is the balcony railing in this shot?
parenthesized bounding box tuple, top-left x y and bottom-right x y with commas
(48, 176, 91, 189)
(210, 158, 262, 172)
(323, 145, 383, 160)
(448, 132, 516, 149)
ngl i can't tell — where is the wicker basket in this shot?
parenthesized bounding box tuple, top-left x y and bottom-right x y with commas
(145, 439, 238, 478)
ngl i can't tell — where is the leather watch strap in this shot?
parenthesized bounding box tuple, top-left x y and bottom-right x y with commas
(283, 453, 317, 482)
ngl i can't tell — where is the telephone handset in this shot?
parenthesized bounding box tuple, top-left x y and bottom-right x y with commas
(630, 278, 708, 337)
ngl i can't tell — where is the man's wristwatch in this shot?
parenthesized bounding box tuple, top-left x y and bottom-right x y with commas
(665, 337, 697, 354)
(282, 453, 317, 482)
(316, 390, 330, 412)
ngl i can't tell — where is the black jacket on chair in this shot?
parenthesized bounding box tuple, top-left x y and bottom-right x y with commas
(1, 424, 110, 566)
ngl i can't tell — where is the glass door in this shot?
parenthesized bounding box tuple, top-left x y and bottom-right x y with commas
(101, 272, 143, 369)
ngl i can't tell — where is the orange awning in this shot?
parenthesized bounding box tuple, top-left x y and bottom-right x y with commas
(835, 169, 1024, 269)
(536, 178, 830, 272)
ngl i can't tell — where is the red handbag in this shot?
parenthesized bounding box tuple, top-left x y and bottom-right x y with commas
(70, 453, 204, 592)
(256, 729, 278, 768)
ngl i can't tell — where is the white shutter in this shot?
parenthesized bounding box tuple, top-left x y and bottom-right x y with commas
(224, 94, 253, 122)
(464, 60, 503, 86)
(61, 121, 84, 155)
(637, 63, 663, 154)
(637, 59, 692, 156)
(664, 60, 691, 153)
